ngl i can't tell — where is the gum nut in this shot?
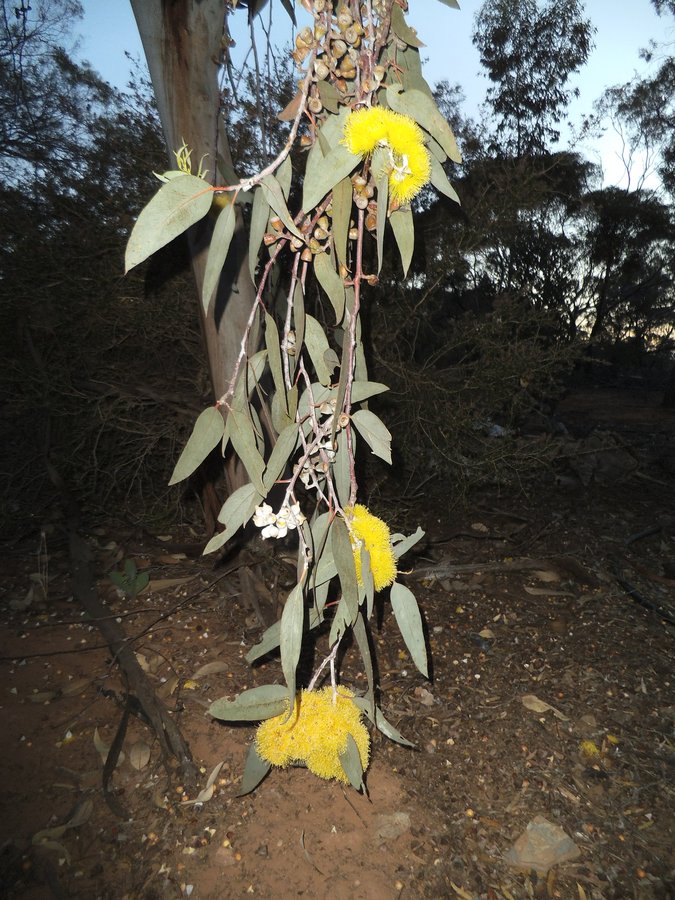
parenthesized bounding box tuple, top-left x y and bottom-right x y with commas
(314, 60, 330, 80)
(373, 65, 385, 82)
(331, 39, 347, 58)
(355, 194, 369, 210)
(298, 26, 314, 45)
(317, 215, 330, 231)
(308, 96, 323, 114)
(301, 247, 313, 262)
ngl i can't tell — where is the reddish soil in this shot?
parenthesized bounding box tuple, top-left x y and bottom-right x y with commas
(1, 388, 674, 899)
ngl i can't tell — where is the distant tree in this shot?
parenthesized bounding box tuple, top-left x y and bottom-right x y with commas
(473, 0, 594, 156)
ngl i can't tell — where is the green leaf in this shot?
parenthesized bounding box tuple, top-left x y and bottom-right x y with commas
(261, 174, 302, 238)
(389, 207, 415, 277)
(228, 409, 266, 493)
(292, 281, 305, 378)
(437, 0, 460, 7)
(280, 583, 304, 710)
(331, 176, 353, 269)
(390, 581, 429, 678)
(125, 174, 212, 272)
(276, 155, 292, 199)
(303, 142, 361, 213)
(353, 700, 416, 748)
(390, 3, 425, 48)
(318, 80, 340, 114)
(245, 607, 322, 664)
(328, 594, 352, 647)
(231, 349, 268, 411)
(209, 684, 289, 721)
(338, 733, 365, 791)
(334, 429, 351, 507)
(304, 314, 336, 386)
(351, 381, 390, 403)
(265, 312, 286, 411)
(391, 526, 425, 561)
(375, 161, 389, 274)
(429, 154, 460, 204)
(237, 743, 271, 796)
(248, 186, 270, 282)
(386, 84, 462, 164)
(353, 611, 375, 717)
(205, 482, 262, 554)
(359, 544, 374, 618)
(332, 517, 359, 623)
(314, 251, 346, 323)
(263, 423, 298, 492)
(202, 201, 236, 313)
(169, 407, 224, 485)
(351, 410, 392, 464)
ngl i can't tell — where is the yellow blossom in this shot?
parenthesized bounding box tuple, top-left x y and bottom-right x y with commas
(255, 687, 370, 783)
(342, 107, 431, 203)
(346, 503, 397, 591)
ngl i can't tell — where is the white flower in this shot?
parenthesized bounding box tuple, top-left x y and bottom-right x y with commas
(253, 503, 275, 528)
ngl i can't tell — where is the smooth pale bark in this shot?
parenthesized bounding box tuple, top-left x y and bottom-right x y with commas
(131, 0, 258, 492)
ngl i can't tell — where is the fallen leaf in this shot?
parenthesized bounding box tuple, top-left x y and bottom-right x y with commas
(192, 661, 229, 679)
(29, 690, 58, 703)
(129, 740, 151, 770)
(450, 882, 474, 899)
(533, 569, 560, 583)
(181, 760, 225, 806)
(478, 628, 495, 640)
(521, 694, 569, 721)
(147, 576, 195, 592)
(61, 677, 90, 697)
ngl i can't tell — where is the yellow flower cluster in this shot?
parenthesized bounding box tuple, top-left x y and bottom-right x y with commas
(342, 107, 431, 203)
(347, 503, 397, 591)
(255, 687, 370, 783)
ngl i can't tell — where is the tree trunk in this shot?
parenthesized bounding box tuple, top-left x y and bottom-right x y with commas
(663, 361, 675, 409)
(130, 0, 258, 496)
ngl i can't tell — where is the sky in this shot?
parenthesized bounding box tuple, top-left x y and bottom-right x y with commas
(77, 0, 670, 187)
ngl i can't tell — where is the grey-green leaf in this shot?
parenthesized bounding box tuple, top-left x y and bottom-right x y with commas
(261, 174, 302, 238)
(169, 407, 224, 485)
(391, 526, 425, 561)
(228, 409, 266, 493)
(386, 84, 462, 164)
(263, 423, 298, 492)
(280, 583, 304, 709)
(125, 174, 212, 272)
(202, 201, 236, 312)
(303, 142, 361, 213)
(339, 733, 365, 791)
(304, 314, 337, 386)
(390, 3, 425, 48)
(237, 743, 271, 796)
(331, 176, 352, 269)
(209, 684, 289, 722)
(353, 699, 416, 748)
(208, 482, 261, 553)
(248, 186, 270, 282)
(389, 207, 415, 277)
(351, 409, 392, 464)
(390, 581, 429, 678)
(429, 154, 460, 204)
(314, 251, 346, 323)
(332, 516, 359, 624)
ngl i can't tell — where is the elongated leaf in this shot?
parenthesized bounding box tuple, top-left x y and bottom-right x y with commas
(231, 349, 268, 412)
(334, 429, 351, 507)
(277, 155, 292, 199)
(332, 517, 359, 623)
(390, 3, 425, 47)
(375, 163, 389, 274)
(437, 0, 460, 7)
(280, 583, 304, 709)
(125, 174, 212, 272)
(331, 176, 353, 269)
(209, 684, 289, 721)
(359, 545, 374, 618)
(265, 312, 287, 411)
(303, 142, 361, 212)
(292, 281, 305, 378)
(263, 423, 298, 491)
(169, 407, 224, 485)
(353, 611, 375, 718)
(314, 251, 346, 323)
(429, 154, 460, 204)
(237, 743, 271, 796)
(353, 699, 416, 748)
(246, 607, 323, 664)
(339, 733, 365, 791)
(202, 202, 236, 312)
(328, 593, 352, 647)
(391, 526, 425, 561)
(261, 174, 302, 238)
(351, 409, 392, 464)
(304, 314, 336, 386)
(249, 186, 270, 282)
(351, 381, 389, 403)
(228, 409, 266, 493)
(213, 481, 261, 539)
(389, 207, 414, 277)
(390, 581, 428, 678)
(318, 79, 340, 113)
(386, 84, 462, 163)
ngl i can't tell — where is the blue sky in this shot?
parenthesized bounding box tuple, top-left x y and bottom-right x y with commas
(78, 0, 669, 186)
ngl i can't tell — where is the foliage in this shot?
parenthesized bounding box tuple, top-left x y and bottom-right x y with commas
(473, 0, 594, 156)
(126, 0, 464, 790)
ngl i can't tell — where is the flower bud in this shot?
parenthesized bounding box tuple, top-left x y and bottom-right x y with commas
(355, 193, 369, 210)
(313, 225, 329, 241)
(301, 247, 313, 262)
(348, 227, 359, 241)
